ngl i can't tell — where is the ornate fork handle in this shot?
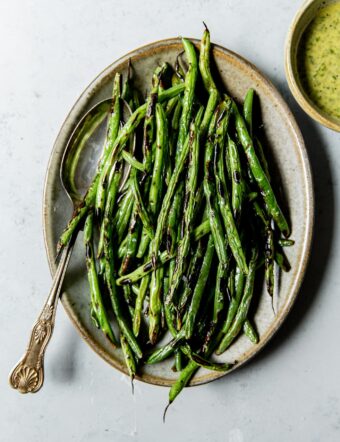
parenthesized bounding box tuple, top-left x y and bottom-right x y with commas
(9, 242, 73, 393)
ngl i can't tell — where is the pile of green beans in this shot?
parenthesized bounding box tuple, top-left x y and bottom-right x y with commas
(58, 26, 294, 410)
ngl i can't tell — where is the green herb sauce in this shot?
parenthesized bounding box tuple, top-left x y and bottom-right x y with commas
(297, 2, 340, 120)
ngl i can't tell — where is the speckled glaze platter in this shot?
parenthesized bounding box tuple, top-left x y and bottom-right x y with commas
(43, 38, 314, 387)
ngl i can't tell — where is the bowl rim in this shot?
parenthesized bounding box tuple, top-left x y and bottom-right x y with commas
(285, 0, 340, 132)
(43, 37, 315, 387)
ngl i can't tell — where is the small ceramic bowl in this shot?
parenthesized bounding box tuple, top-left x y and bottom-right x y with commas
(285, 0, 340, 132)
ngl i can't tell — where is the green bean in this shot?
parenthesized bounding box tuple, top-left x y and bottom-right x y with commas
(149, 265, 164, 344)
(166, 109, 202, 305)
(255, 136, 271, 181)
(146, 329, 185, 365)
(164, 294, 178, 337)
(120, 334, 137, 381)
(228, 135, 246, 219)
(104, 259, 142, 359)
(114, 188, 134, 244)
(167, 326, 234, 412)
(135, 238, 152, 274)
(57, 204, 89, 254)
(203, 103, 229, 267)
(221, 266, 245, 335)
(163, 78, 182, 188)
(122, 60, 133, 102)
(142, 63, 169, 178)
(161, 260, 176, 338)
(175, 38, 198, 164)
(138, 71, 174, 258)
(213, 263, 229, 324)
(243, 88, 254, 136)
(165, 98, 184, 254)
(216, 247, 258, 355)
(131, 172, 154, 240)
(97, 162, 122, 258)
(166, 181, 184, 253)
(174, 350, 183, 372)
(84, 212, 118, 346)
(192, 183, 204, 218)
(99, 194, 142, 360)
(120, 203, 140, 275)
(143, 66, 163, 169)
(132, 273, 150, 337)
(137, 66, 168, 257)
(131, 284, 140, 297)
(122, 285, 135, 320)
(252, 197, 269, 227)
(149, 103, 168, 218)
(199, 24, 217, 93)
(185, 235, 215, 339)
(193, 219, 210, 239)
(243, 319, 259, 344)
(248, 192, 258, 202)
(228, 266, 236, 298)
(275, 249, 291, 272)
(117, 231, 128, 259)
(170, 98, 183, 158)
(121, 150, 145, 171)
(131, 89, 141, 112)
(136, 232, 151, 260)
(167, 353, 234, 412)
(118, 250, 171, 286)
(103, 74, 122, 162)
(162, 264, 172, 335)
(243, 91, 271, 183)
(151, 107, 203, 266)
(94, 74, 122, 216)
(214, 109, 248, 274)
(232, 101, 290, 237)
(278, 238, 295, 247)
(265, 226, 275, 298)
(199, 23, 220, 136)
(165, 95, 179, 117)
(177, 239, 205, 326)
(199, 276, 221, 354)
(163, 265, 170, 299)
(166, 107, 257, 405)
(167, 360, 198, 408)
(180, 344, 233, 372)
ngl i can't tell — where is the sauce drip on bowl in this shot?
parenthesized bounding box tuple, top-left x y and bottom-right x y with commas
(297, 2, 340, 120)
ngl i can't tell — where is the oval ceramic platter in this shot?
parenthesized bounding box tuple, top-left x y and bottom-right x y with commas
(43, 38, 314, 387)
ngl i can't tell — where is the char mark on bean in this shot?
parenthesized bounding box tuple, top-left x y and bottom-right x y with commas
(205, 160, 214, 182)
(146, 93, 158, 118)
(219, 275, 228, 293)
(143, 261, 153, 272)
(233, 170, 241, 184)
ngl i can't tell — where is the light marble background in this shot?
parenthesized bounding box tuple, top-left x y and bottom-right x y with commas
(1, 0, 339, 441)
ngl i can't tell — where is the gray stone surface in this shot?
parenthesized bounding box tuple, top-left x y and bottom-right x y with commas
(1, 1, 339, 441)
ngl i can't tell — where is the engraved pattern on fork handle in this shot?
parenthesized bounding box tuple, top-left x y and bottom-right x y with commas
(9, 242, 73, 393)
